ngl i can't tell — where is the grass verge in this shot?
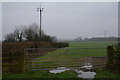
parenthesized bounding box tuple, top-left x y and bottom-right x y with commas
(94, 68, 120, 80)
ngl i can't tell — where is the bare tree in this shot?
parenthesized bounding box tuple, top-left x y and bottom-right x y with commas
(14, 27, 24, 42)
(51, 36, 57, 42)
(23, 23, 39, 41)
(4, 33, 16, 42)
(4, 23, 56, 42)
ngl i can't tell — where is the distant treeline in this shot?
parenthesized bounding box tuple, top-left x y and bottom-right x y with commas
(73, 37, 118, 41)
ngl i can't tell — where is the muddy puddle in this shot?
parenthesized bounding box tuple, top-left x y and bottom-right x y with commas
(76, 70, 96, 80)
(50, 67, 70, 74)
(49, 63, 96, 79)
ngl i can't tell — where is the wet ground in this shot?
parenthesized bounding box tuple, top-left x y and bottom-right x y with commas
(50, 63, 96, 80)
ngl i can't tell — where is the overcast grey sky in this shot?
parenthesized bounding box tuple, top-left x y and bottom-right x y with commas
(2, 2, 118, 40)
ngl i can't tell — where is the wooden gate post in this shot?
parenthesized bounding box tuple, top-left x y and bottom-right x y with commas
(106, 46, 114, 70)
(23, 49, 27, 73)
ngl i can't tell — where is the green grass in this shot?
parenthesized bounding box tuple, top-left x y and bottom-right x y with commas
(94, 68, 120, 79)
(2, 41, 118, 78)
(2, 71, 78, 79)
(3, 68, 120, 79)
(69, 41, 117, 48)
(67, 41, 117, 57)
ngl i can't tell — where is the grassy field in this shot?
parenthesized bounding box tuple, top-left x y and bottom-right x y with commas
(25, 41, 112, 70)
(67, 41, 117, 57)
(3, 41, 119, 79)
(69, 41, 117, 48)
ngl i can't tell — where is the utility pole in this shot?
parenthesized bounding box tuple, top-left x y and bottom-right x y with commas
(37, 5, 43, 40)
(104, 30, 106, 38)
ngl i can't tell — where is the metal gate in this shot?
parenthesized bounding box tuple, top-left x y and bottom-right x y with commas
(24, 47, 107, 71)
